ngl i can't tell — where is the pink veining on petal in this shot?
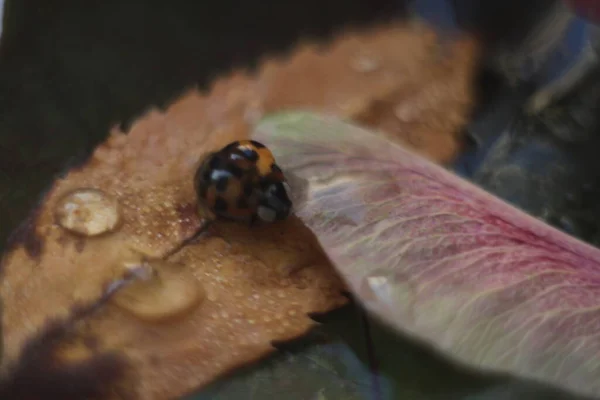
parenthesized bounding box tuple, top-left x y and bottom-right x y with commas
(253, 112, 600, 398)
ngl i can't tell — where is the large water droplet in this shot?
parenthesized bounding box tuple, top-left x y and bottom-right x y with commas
(111, 260, 205, 323)
(55, 188, 121, 236)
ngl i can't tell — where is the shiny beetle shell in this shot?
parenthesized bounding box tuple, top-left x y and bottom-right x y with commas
(194, 140, 292, 224)
(222, 140, 276, 176)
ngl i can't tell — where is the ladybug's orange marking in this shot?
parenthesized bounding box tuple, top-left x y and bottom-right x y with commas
(235, 140, 275, 176)
(255, 148, 275, 176)
(223, 177, 239, 199)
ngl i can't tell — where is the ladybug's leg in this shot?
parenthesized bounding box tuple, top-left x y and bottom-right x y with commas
(164, 219, 214, 257)
(190, 219, 215, 242)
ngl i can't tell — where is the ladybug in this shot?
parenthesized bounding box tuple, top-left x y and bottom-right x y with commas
(194, 140, 292, 224)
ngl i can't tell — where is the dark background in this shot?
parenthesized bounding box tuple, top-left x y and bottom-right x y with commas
(0, 0, 402, 252)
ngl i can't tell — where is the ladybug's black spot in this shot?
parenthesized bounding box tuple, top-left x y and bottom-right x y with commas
(215, 176, 229, 192)
(213, 197, 228, 213)
(243, 182, 255, 197)
(208, 155, 221, 170)
(259, 179, 275, 191)
(225, 162, 244, 178)
(250, 140, 266, 149)
(236, 196, 249, 209)
(198, 184, 208, 199)
(271, 164, 282, 174)
(202, 167, 212, 182)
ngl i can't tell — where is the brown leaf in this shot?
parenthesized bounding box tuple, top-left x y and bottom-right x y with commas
(0, 22, 478, 399)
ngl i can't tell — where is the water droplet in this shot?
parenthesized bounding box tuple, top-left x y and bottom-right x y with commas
(111, 260, 205, 323)
(55, 188, 121, 236)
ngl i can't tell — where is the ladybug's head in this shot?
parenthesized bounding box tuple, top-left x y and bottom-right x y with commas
(256, 179, 292, 222)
